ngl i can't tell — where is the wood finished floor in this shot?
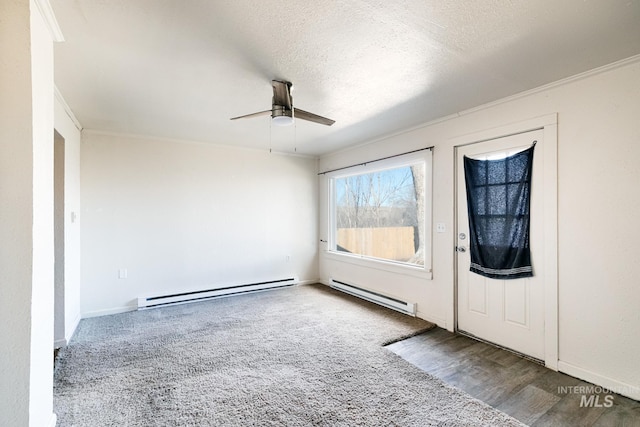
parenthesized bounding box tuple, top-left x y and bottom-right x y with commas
(386, 328, 640, 426)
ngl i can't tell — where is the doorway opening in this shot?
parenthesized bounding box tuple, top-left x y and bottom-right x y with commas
(54, 130, 65, 358)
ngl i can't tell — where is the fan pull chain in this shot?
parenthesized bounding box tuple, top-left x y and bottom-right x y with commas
(269, 116, 272, 154)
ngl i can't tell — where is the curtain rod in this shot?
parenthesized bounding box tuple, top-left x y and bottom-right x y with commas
(317, 146, 433, 176)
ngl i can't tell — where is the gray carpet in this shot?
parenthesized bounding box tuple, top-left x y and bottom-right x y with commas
(54, 283, 524, 426)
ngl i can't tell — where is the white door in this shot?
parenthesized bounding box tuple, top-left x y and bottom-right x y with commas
(456, 129, 545, 360)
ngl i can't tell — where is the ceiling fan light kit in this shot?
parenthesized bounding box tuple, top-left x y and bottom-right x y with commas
(271, 105, 294, 126)
(231, 80, 335, 127)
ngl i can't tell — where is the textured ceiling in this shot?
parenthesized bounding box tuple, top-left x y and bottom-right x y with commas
(51, 0, 640, 156)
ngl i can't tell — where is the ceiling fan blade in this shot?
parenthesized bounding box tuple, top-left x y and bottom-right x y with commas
(272, 80, 292, 109)
(294, 108, 335, 126)
(230, 110, 271, 120)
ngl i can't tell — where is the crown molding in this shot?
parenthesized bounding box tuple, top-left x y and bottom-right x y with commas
(54, 86, 82, 131)
(34, 0, 64, 42)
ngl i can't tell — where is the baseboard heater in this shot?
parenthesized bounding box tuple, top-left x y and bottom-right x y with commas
(329, 279, 416, 316)
(137, 277, 298, 310)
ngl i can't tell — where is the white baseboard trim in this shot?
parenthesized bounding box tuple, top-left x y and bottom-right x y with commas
(82, 305, 136, 319)
(54, 313, 82, 348)
(65, 313, 81, 343)
(558, 361, 640, 401)
(416, 312, 446, 329)
(47, 413, 57, 427)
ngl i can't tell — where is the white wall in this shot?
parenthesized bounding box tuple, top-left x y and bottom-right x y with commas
(319, 57, 640, 398)
(81, 132, 318, 316)
(54, 91, 82, 346)
(0, 0, 57, 425)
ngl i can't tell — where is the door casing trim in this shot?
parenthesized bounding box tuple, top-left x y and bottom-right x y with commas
(451, 114, 558, 370)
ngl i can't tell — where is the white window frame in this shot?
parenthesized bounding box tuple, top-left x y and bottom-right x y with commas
(325, 150, 432, 279)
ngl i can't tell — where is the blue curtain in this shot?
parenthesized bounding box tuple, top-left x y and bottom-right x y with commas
(463, 145, 535, 279)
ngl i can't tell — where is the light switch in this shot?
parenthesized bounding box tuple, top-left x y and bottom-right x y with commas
(436, 223, 446, 233)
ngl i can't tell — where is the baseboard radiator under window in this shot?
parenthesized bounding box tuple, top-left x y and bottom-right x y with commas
(329, 279, 416, 316)
(138, 277, 298, 310)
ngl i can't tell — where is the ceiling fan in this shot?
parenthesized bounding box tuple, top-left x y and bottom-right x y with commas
(231, 80, 335, 126)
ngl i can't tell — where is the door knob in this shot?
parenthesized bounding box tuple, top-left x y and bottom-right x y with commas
(456, 246, 467, 253)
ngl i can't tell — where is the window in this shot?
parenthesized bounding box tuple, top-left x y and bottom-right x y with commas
(327, 151, 431, 271)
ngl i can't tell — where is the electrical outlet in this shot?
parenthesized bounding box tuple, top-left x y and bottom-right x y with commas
(436, 223, 446, 233)
(118, 269, 128, 279)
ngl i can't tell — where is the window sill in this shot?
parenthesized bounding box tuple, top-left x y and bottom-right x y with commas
(323, 250, 433, 280)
